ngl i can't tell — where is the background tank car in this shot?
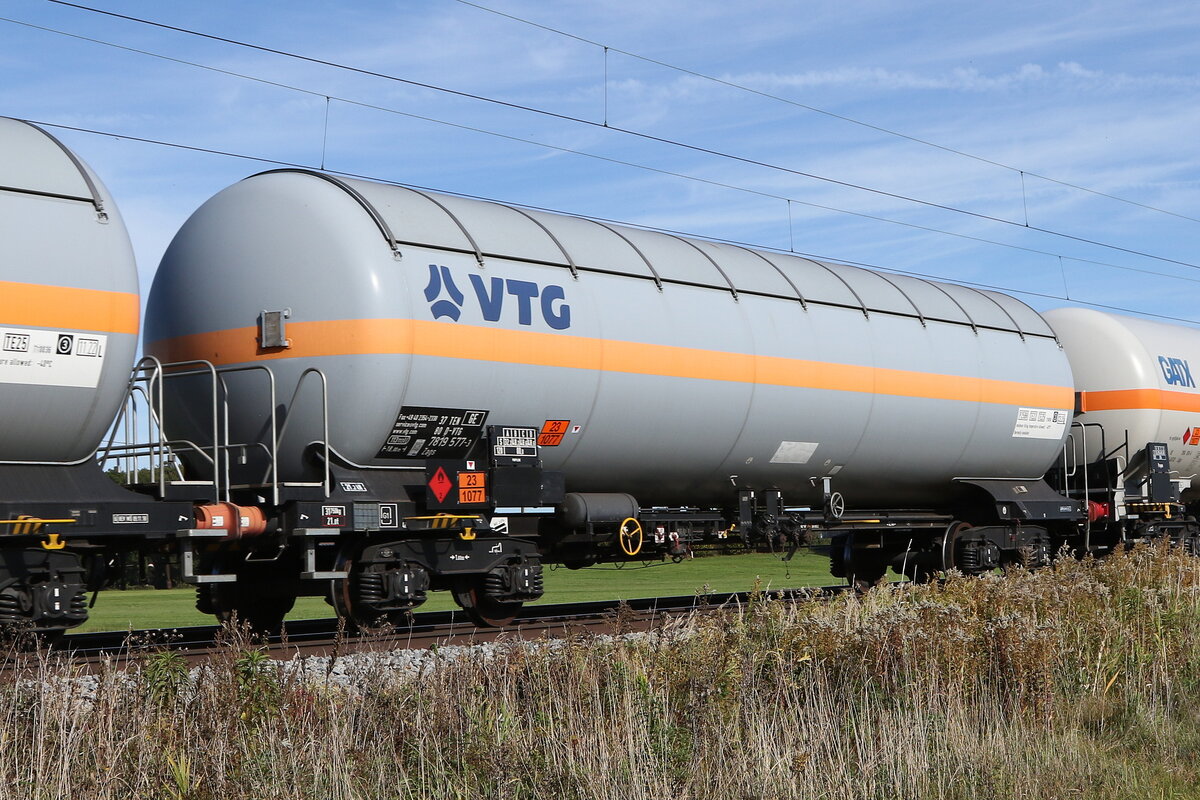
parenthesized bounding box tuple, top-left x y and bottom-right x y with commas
(0, 118, 192, 637)
(1040, 308, 1200, 558)
(145, 169, 1075, 511)
(0, 118, 140, 463)
(1046, 307, 1200, 499)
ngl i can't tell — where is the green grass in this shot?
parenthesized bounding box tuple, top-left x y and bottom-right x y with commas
(76, 550, 835, 632)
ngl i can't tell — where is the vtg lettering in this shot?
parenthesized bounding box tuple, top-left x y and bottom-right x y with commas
(424, 264, 571, 330)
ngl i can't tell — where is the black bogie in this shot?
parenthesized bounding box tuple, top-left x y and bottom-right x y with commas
(0, 548, 90, 631)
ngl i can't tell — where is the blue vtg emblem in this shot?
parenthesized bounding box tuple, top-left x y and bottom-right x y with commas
(1159, 355, 1196, 388)
(424, 264, 571, 330)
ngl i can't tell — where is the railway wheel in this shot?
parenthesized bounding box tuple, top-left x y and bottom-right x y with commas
(195, 553, 299, 635)
(197, 582, 296, 635)
(940, 521, 972, 574)
(451, 579, 522, 627)
(331, 556, 429, 634)
(836, 534, 888, 592)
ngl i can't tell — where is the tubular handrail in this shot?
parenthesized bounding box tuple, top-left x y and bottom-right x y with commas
(312, 442, 425, 472)
(108, 358, 338, 504)
(274, 368, 332, 497)
(213, 364, 279, 505)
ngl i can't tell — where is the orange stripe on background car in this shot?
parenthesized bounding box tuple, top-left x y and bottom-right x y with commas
(1079, 389, 1200, 414)
(0, 280, 139, 335)
(147, 318, 1074, 408)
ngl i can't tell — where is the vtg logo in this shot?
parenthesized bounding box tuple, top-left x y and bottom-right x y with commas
(424, 264, 571, 330)
(1159, 355, 1196, 388)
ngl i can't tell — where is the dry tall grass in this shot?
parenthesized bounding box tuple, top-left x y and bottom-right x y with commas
(4, 544, 1200, 799)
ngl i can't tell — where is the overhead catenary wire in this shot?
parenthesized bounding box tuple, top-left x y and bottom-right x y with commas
(7, 13, 1196, 290)
(35, 0, 1200, 275)
(27, 118, 1200, 327)
(451, 0, 1200, 227)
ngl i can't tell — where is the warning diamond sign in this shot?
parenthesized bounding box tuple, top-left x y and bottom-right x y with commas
(428, 466, 453, 503)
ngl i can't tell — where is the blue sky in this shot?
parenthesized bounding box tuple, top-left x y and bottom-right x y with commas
(4, 0, 1200, 324)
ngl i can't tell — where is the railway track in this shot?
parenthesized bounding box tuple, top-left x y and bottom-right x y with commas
(49, 586, 844, 669)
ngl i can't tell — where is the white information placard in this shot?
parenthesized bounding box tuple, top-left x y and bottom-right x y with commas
(0, 326, 106, 388)
(1012, 407, 1069, 440)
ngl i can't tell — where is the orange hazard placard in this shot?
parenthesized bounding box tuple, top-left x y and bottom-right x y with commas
(458, 471, 486, 489)
(539, 419, 570, 446)
(458, 487, 487, 504)
(457, 472, 487, 504)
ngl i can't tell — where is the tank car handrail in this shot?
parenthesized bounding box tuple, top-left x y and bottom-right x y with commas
(673, 236, 739, 299)
(582, 219, 664, 290)
(1071, 421, 1093, 550)
(126, 379, 175, 489)
(923, 281, 978, 333)
(215, 364, 279, 505)
(99, 356, 215, 497)
(505, 206, 579, 278)
(275, 368, 332, 498)
(19, 119, 107, 220)
(254, 169, 401, 258)
(790, 256, 870, 318)
(867, 271, 926, 328)
(135, 384, 158, 483)
(139, 357, 222, 503)
(0, 184, 95, 205)
(0, 454, 96, 467)
(121, 384, 151, 485)
(398, 186, 485, 266)
(1103, 430, 1129, 464)
(102, 440, 214, 467)
(99, 361, 152, 479)
(312, 443, 425, 472)
(958, 287, 1026, 340)
(160, 440, 216, 468)
(736, 247, 807, 308)
(123, 359, 288, 504)
(952, 475, 1050, 482)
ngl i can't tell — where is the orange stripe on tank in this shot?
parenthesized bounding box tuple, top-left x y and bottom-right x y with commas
(147, 318, 1073, 408)
(1079, 389, 1200, 414)
(0, 280, 139, 335)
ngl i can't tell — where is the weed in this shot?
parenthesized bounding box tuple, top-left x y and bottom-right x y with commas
(2, 544, 1200, 797)
(140, 649, 189, 708)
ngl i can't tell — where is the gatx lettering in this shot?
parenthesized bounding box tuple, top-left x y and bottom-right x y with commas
(424, 264, 571, 330)
(1158, 355, 1196, 388)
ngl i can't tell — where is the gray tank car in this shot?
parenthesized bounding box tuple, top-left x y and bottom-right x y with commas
(1041, 308, 1200, 553)
(0, 118, 193, 638)
(1047, 307, 1200, 495)
(140, 168, 1087, 610)
(146, 169, 1074, 507)
(0, 118, 140, 463)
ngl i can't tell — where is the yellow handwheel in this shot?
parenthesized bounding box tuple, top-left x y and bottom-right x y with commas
(619, 517, 643, 557)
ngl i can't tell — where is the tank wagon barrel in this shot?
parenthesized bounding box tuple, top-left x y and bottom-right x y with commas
(146, 169, 1077, 503)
